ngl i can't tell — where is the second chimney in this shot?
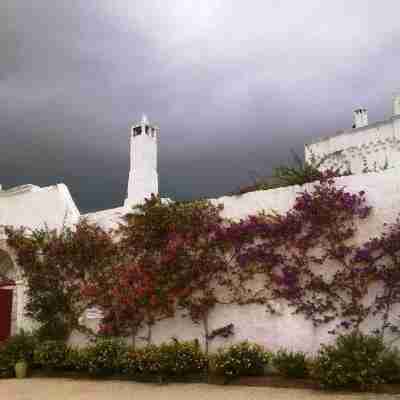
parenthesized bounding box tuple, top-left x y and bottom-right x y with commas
(353, 108, 368, 129)
(393, 94, 400, 116)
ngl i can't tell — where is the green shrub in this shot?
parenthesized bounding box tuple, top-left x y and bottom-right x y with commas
(158, 340, 207, 378)
(123, 340, 207, 381)
(63, 347, 89, 372)
(211, 341, 270, 380)
(35, 319, 69, 342)
(0, 331, 36, 377)
(85, 338, 127, 376)
(123, 344, 162, 378)
(313, 332, 400, 390)
(273, 349, 309, 379)
(379, 347, 400, 384)
(34, 340, 67, 370)
(233, 151, 349, 195)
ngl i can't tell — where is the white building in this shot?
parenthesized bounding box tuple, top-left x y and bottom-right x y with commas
(2, 99, 400, 351)
(0, 115, 160, 339)
(305, 95, 400, 173)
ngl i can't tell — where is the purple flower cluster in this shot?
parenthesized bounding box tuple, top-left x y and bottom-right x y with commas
(353, 248, 372, 263)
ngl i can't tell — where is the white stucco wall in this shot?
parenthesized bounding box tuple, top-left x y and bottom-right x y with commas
(3, 170, 400, 353)
(0, 183, 80, 232)
(83, 206, 126, 232)
(69, 167, 400, 353)
(305, 115, 400, 174)
(130, 168, 400, 353)
(0, 183, 80, 334)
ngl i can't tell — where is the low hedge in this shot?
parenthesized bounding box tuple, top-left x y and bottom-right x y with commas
(3, 332, 400, 391)
(122, 340, 207, 380)
(83, 338, 127, 376)
(210, 341, 270, 380)
(34, 340, 68, 370)
(27, 338, 207, 380)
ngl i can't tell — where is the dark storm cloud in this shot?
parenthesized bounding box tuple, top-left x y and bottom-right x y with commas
(1, 1, 400, 211)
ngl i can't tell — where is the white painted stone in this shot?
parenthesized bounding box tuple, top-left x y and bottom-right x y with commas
(0, 183, 80, 231)
(306, 115, 400, 174)
(83, 206, 126, 232)
(124, 115, 159, 208)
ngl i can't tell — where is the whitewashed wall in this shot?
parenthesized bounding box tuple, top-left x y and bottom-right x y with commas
(71, 167, 400, 353)
(305, 116, 400, 174)
(0, 184, 80, 232)
(0, 183, 80, 335)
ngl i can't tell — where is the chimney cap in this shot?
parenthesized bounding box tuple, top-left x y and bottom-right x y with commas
(352, 107, 368, 129)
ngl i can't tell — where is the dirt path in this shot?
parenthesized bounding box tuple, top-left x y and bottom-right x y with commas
(1, 378, 399, 400)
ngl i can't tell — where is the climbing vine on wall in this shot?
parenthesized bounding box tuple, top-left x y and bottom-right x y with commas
(84, 196, 232, 349)
(5, 178, 400, 346)
(221, 178, 372, 331)
(5, 221, 119, 340)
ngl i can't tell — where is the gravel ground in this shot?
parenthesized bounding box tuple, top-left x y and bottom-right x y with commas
(1, 378, 400, 400)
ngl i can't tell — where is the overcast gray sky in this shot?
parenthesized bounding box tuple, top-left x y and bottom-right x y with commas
(1, 1, 399, 212)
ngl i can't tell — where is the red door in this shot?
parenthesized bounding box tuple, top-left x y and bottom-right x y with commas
(0, 289, 13, 342)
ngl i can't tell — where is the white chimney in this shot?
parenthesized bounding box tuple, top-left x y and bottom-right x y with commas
(352, 108, 368, 128)
(393, 94, 400, 116)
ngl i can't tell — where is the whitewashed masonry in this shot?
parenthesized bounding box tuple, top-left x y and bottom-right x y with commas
(305, 95, 400, 174)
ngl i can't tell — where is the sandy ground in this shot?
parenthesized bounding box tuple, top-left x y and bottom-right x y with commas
(1, 378, 400, 400)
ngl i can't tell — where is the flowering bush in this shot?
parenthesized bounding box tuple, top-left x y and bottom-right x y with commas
(273, 349, 309, 379)
(123, 340, 207, 380)
(5, 221, 119, 341)
(210, 342, 270, 380)
(84, 338, 127, 376)
(123, 344, 162, 377)
(312, 332, 400, 390)
(34, 340, 67, 370)
(157, 340, 207, 378)
(63, 347, 88, 372)
(84, 196, 230, 351)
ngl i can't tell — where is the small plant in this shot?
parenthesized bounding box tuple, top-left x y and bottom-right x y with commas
(34, 340, 67, 370)
(85, 338, 127, 376)
(123, 344, 162, 378)
(312, 332, 400, 390)
(273, 349, 309, 379)
(63, 347, 88, 372)
(271, 151, 324, 187)
(0, 331, 36, 377)
(211, 341, 270, 380)
(158, 340, 207, 379)
(233, 151, 349, 195)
